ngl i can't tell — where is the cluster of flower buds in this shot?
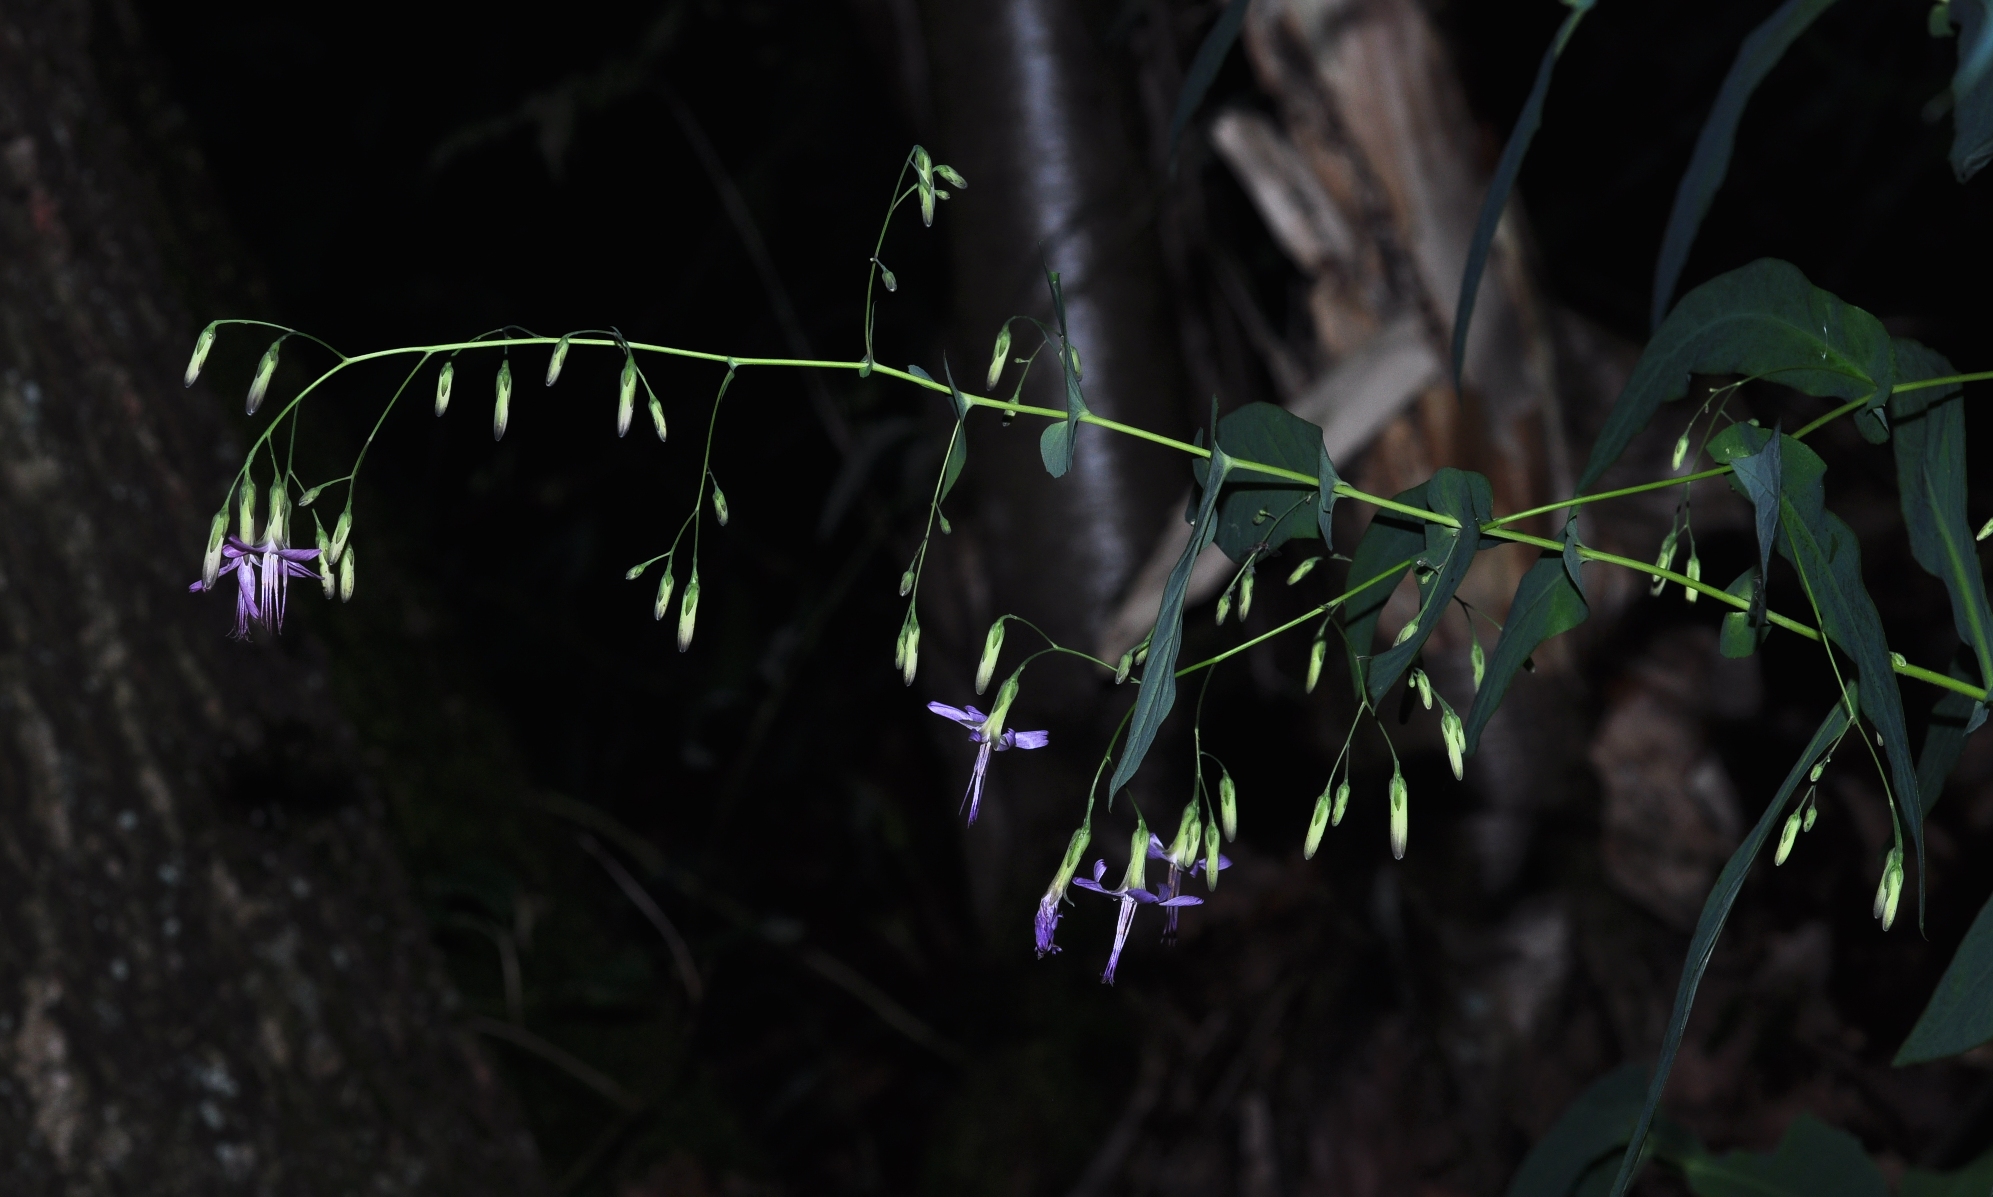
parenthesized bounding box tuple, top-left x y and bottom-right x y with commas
(911, 146, 966, 228)
(895, 611, 920, 685)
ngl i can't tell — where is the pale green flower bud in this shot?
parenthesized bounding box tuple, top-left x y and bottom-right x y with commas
(677, 567, 700, 652)
(1052, 824, 1090, 893)
(1802, 793, 1818, 832)
(1684, 551, 1701, 603)
(914, 146, 935, 227)
(1389, 763, 1408, 860)
(267, 482, 290, 548)
(247, 341, 279, 415)
(1672, 428, 1692, 471)
(1216, 590, 1232, 626)
(1239, 566, 1256, 619)
(894, 619, 909, 672)
(1774, 808, 1803, 866)
(545, 335, 570, 386)
(202, 510, 228, 589)
(1168, 802, 1202, 868)
(901, 617, 920, 686)
(653, 569, 676, 621)
(184, 324, 217, 388)
(331, 509, 352, 564)
(987, 325, 1012, 389)
(339, 543, 356, 603)
(1287, 557, 1320, 586)
(435, 360, 454, 416)
(493, 360, 513, 441)
(1067, 343, 1083, 381)
(975, 620, 1005, 695)
(618, 358, 637, 437)
(1120, 812, 1149, 894)
(649, 394, 668, 442)
(1649, 528, 1679, 596)
(711, 484, 729, 526)
(1114, 649, 1134, 685)
(237, 480, 258, 543)
(1331, 779, 1350, 827)
(899, 566, 915, 597)
(1876, 847, 1904, 930)
(879, 263, 897, 292)
(1440, 701, 1465, 781)
(298, 484, 324, 506)
(1470, 637, 1486, 690)
(315, 517, 334, 599)
(936, 164, 967, 189)
(1204, 812, 1222, 891)
(1393, 619, 1419, 646)
(1978, 515, 1993, 542)
(1412, 668, 1433, 710)
(983, 675, 1019, 736)
(1219, 768, 1238, 841)
(1304, 781, 1333, 859)
(1306, 636, 1326, 694)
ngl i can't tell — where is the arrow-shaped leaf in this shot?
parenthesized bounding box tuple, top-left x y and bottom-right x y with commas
(1465, 553, 1589, 755)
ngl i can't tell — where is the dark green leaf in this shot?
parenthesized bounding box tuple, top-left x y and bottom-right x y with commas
(1190, 402, 1328, 562)
(1465, 553, 1589, 755)
(1317, 444, 1341, 552)
(1719, 569, 1768, 658)
(1891, 339, 1993, 688)
(1649, 0, 1838, 330)
(1948, 0, 1993, 181)
(1728, 429, 1782, 626)
(1506, 1064, 1647, 1197)
(1040, 268, 1089, 478)
(1340, 483, 1429, 703)
(1901, 1145, 1993, 1196)
(1167, 0, 1250, 154)
(1896, 888, 1993, 1064)
(1678, 1114, 1886, 1197)
(1578, 259, 1894, 495)
(1916, 655, 1986, 817)
(1606, 700, 1853, 1197)
(1711, 423, 1925, 924)
(1361, 469, 1493, 704)
(1453, 2, 1593, 388)
(1108, 446, 1233, 799)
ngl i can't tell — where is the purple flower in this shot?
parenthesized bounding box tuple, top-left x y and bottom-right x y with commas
(927, 700, 1048, 824)
(189, 536, 320, 639)
(1148, 832, 1229, 945)
(1071, 858, 1202, 984)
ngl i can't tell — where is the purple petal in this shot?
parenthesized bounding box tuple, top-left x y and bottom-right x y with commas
(1092, 859, 1108, 882)
(1034, 893, 1062, 957)
(927, 701, 979, 727)
(1011, 729, 1049, 750)
(1159, 895, 1204, 907)
(1103, 896, 1139, 985)
(1125, 888, 1158, 905)
(277, 547, 320, 562)
(1146, 834, 1169, 860)
(1070, 877, 1110, 895)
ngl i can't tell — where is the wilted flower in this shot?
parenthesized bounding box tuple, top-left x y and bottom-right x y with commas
(927, 695, 1047, 824)
(188, 535, 320, 639)
(1034, 825, 1091, 957)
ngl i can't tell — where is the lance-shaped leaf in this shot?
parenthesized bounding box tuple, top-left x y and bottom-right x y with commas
(1676, 1114, 1886, 1197)
(1710, 422, 1926, 925)
(1727, 428, 1782, 627)
(1363, 469, 1495, 705)
(1896, 889, 1993, 1065)
(1890, 339, 1993, 689)
(1464, 553, 1588, 756)
(1578, 259, 1894, 495)
(1605, 698, 1854, 1197)
(1453, 0, 1594, 389)
(1649, 0, 1838, 330)
(1039, 268, 1091, 478)
(1167, 0, 1250, 154)
(940, 358, 971, 505)
(1916, 657, 1988, 817)
(1947, 0, 1993, 182)
(1505, 1064, 1648, 1197)
(1316, 444, 1340, 552)
(1341, 483, 1430, 703)
(1108, 445, 1232, 799)
(1192, 402, 1329, 562)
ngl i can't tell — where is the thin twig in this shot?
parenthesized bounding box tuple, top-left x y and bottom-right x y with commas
(578, 833, 704, 1004)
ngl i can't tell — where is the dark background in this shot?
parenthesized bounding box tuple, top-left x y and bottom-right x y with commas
(127, 0, 1993, 1193)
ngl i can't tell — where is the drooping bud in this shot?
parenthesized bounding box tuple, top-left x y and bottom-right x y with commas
(711, 484, 730, 526)
(1672, 427, 1692, 471)
(545, 335, 570, 386)
(899, 566, 915, 597)
(894, 619, 909, 672)
(315, 516, 335, 599)
(1411, 668, 1433, 710)
(677, 567, 700, 652)
(1393, 619, 1419, 646)
(975, 619, 1006, 695)
(339, 543, 356, 603)
(1875, 847, 1904, 930)
(1114, 649, 1134, 684)
(184, 324, 217, 388)
(1774, 808, 1803, 866)
(1684, 551, 1701, 603)
(913, 145, 935, 227)
(237, 479, 258, 543)
(1331, 779, 1350, 826)
(1440, 701, 1465, 781)
(618, 358, 637, 437)
(1650, 528, 1679, 596)
(1306, 636, 1327, 694)
(1803, 797, 1818, 832)
(246, 341, 280, 415)
(1204, 812, 1222, 891)
(1067, 344, 1083, 381)
(1470, 637, 1486, 690)
(983, 674, 1020, 735)
(901, 616, 921, 686)
(1120, 812, 1150, 894)
(1304, 781, 1334, 859)
(653, 568, 676, 621)
(1169, 802, 1202, 868)
(1036, 823, 1092, 957)
(329, 512, 352, 568)
(879, 264, 897, 292)
(649, 395, 668, 442)
(266, 481, 290, 548)
(936, 164, 967, 189)
(493, 360, 513, 440)
(1239, 566, 1256, 619)
(1978, 515, 1993, 542)
(1388, 763, 1409, 859)
(1286, 557, 1320, 585)
(1215, 589, 1232, 626)
(436, 360, 454, 416)
(1218, 768, 1238, 842)
(202, 510, 228, 589)
(298, 484, 324, 507)
(987, 325, 1012, 389)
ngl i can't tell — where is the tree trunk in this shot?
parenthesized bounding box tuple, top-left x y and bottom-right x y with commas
(0, 2, 543, 1191)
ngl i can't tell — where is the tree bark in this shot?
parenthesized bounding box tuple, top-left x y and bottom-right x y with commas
(0, 2, 543, 1191)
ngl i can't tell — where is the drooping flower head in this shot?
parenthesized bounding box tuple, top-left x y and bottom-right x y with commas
(927, 675, 1047, 824)
(1072, 814, 1202, 984)
(189, 535, 320, 639)
(1148, 803, 1230, 945)
(1034, 824, 1092, 957)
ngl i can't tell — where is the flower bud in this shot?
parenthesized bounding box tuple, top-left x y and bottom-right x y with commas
(1802, 792, 1818, 832)
(493, 360, 513, 441)
(315, 517, 335, 599)
(1287, 556, 1320, 585)
(936, 164, 967, 188)
(267, 482, 290, 548)
(938, 513, 952, 535)
(1304, 781, 1334, 859)
(1470, 637, 1486, 690)
(1440, 702, 1465, 781)
(653, 568, 676, 621)
(435, 360, 454, 416)
(1218, 768, 1238, 841)
(1672, 428, 1692, 471)
(1239, 566, 1256, 619)
(859, 353, 873, 379)
(184, 324, 217, 388)
(247, 341, 280, 416)
(1169, 802, 1202, 868)
(1204, 812, 1222, 890)
(975, 619, 1005, 695)
(711, 484, 729, 526)
(1051, 824, 1090, 895)
(1774, 808, 1803, 866)
(617, 358, 637, 437)
(901, 617, 921, 686)
(1120, 813, 1149, 894)
(1979, 515, 1993, 542)
(202, 510, 227, 589)
(298, 484, 324, 507)
(1215, 590, 1232, 626)
(1650, 528, 1679, 596)
(677, 567, 700, 652)
(649, 395, 668, 442)
(1306, 636, 1327, 694)
(1331, 779, 1350, 826)
(1393, 618, 1419, 646)
(331, 509, 352, 564)
(899, 566, 915, 597)
(914, 146, 936, 227)
(1067, 344, 1083, 381)
(1875, 846, 1904, 930)
(1412, 668, 1433, 710)
(546, 335, 570, 386)
(1114, 649, 1134, 684)
(987, 325, 1012, 389)
(1684, 551, 1701, 603)
(237, 479, 258, 543)
(339, 543, 356, 603)
(1388, 763, 1409, 859)
(880, 264, 897, 292)
(894, 620, 909, 672)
